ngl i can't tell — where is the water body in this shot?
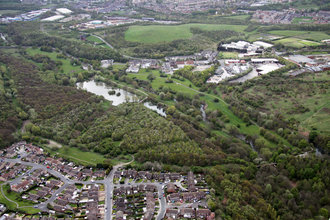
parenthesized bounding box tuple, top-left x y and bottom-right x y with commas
(77, 80, 166, 115)
(200, 104, 208, 122)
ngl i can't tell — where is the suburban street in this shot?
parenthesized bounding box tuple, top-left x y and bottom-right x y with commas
(1, 154, 170, 220)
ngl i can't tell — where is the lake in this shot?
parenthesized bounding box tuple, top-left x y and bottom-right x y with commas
(77, 80, 166, 116)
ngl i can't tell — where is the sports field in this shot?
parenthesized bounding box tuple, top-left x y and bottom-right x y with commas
(125, 23, 248, 43)
(268, 30, 330, 41)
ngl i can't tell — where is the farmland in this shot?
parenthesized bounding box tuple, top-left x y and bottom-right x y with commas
(124, 23, 249, 43)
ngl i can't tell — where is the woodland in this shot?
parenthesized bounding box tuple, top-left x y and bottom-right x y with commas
(1, 10, 330, 219)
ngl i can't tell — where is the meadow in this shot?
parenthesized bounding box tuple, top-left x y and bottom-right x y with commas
(241, 72, 330, 134)
(26, 47, 84, 76)
(268, 30, 330, 41)
(87, 35, 104, 43)
(291, 17, 314, 24)
(274, 37, 307, 48)
(222, 15, 250, 20)
(124, 23, 249, 43)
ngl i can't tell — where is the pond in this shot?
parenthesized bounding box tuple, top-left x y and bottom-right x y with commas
(77, 80, 166, 116)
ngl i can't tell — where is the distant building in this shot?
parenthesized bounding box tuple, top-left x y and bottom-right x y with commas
(56, 8, 73, 14)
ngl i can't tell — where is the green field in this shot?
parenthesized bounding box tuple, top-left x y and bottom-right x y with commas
(291, 17, 314, 24)
(87, 35, 104, 43)
(125, 24, 248, 43)
(0, 184, 40, 214)
(268, 30, 330, 41)
(44, 145, 106, 166)
(26, 48, 83, 75)
(219, 52, 239, 59)
(300, 40, 321, 46)
(223, 15, 250, 20)
(274, 38, 306, 48)
(0, 10, 21, 15)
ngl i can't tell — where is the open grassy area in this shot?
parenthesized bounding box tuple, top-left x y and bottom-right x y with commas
(223, 15, 250, 20)
(241, 72, 330, 134)
(219, 52, 239, 59)
(291, 17, 314, 24)
(125, 23, 248, 43)
(268, 30, 330, 41)
(25, 47, 83, 76)
(300, 40, 321, 46)
(87, 35, 104, 43)
(44, 144, 106, 166)
(0, 185, 40, 214)
(274, 37, 306, 48)
(0, 10, 21, 15)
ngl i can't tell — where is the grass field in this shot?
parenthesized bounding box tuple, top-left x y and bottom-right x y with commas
(44, 145, 106, 166)
(219, 52, 239, 59)
(125, 23, 248, 43)
(300, 40, 321, 46)
(0, 10, 21, 15)
(274, 38, 306, 48)
(87, 35, 104, 43)
(269, 30, 330, 41)
(26, 48, 83, 76)
(223, 15, 250, 20)
(291, 17, 314, 24)
(241, 72, 330, 134)
(0, 184, 40, 214)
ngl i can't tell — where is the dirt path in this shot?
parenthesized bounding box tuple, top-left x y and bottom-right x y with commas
(20, 120, 31, 133)
(45, 140, 63, 149)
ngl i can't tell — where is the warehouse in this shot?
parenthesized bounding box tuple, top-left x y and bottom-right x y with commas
(56, 8, 73, 14)
(41, 15, 65, 22)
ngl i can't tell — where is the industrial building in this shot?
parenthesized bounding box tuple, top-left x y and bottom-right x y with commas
(56, 8, 73, 14)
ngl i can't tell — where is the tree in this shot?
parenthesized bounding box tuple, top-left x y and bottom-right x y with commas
(103, 159, 112, 169)
(166, 106, 176, 115)
(31, 125, 40, 135)
(309, 131, 318, 143)
(18, 111, 29, 120)
(319, 208, 329, 219)
(298, 139, 309, 149)
(63, 146, 69, 153)
(159, 92, 165, 100)
(25, 123, 33, 132)
(265, 184, 272, 196)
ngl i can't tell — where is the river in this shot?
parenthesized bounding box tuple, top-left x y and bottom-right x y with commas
(77, 80, 166, 116)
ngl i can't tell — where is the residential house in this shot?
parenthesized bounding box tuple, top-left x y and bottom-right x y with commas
(158, 173, 165, 182)
(167, 193, 181, 203)
(116, 210, 124, 220)
(166, 208, 180, 219)
(93, 170, 105, 178)
(0, 173, 12, 181)
(27, 193, 40, 201)
(139, 184, 145, 192)
(6, 150, 16, 158)
(146, 172, 152, 180)
(57, 198, 69, 206)
(12, 180, 31, 193)
(50, 179, 61, 187)
(37, 190, 48, 197)
(171, 173, 180, 181)
(196, 209, 212, 219)
(152, 173, 159, 180)
(194, 191, 206, 200)
(82, 169, 93, 177)
(53, 204, 66, 212)
(182, 193, 194, 202)
(145, 184, 156, 192)
(180, 208, 195, 218)
(114, 171, 122, 178)
(167, 183, 176, 193)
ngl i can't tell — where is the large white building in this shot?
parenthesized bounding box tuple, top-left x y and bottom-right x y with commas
(56, 8, 73, 14)
(41, 15, 65, 22)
